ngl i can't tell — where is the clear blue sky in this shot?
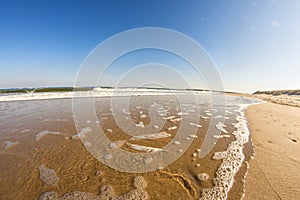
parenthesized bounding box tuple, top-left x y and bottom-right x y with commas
(0, 0, 299, 93)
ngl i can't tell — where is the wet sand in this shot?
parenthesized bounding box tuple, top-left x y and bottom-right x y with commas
(0, 95, 256, 199)
(245, 102, 300, 199)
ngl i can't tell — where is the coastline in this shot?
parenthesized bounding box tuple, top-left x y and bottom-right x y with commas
(0, 94, 257, 199)
(245, 102, 300, 199)
(1, 91, 299, 199)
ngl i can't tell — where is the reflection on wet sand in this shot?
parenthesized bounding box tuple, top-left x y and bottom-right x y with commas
(0, 94, 260, 199)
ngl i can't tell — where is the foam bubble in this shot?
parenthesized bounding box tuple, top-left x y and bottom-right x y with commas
(83, 141, 91, 147)
(39, 176, 148, 200)
(106, 128, 113, 133)
(38, 165, 58, 186)
(140, 114, 147, 118)
(200, 105, 252, 200)
(213, 134, 230, 139)
(109, 140, 126, 149)
(212, 151, 227, 160)
(20, 129, 30, 133)
(129, 132, 171, 141)
(188, 122, 202, 128)
(133, 176, 147, 189)
(170, 118, 182, 123)
(215, 122, 228, 133)
(135, 122, 145, 128)
(201, 116, 210, 120)
(167, 126, 177, 130)
(104, 154, 113, 160)
(71, 127, 92, 139)
(174, 141, 180, 145)
(197, 173, 209, 181)
(36, 130, 64, 140)
(3, 140, 19, 149)
(126, 143, 163, 153)
(214, 115, 222, 119)
(163, 116, 176, 120)
(176, 112, 189, 116)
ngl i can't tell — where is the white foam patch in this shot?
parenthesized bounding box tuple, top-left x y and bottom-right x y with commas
(4, 140, 19, 149)
(38, 164, 58, 186)
(135, 122, 145, 128)
(71, 127, 93, 139)
(140, 114, 147, 118)
(214, 115, 222, 119)
(39, 176, 149, 200)
(170, 118, 182, 123)
(163, 116, 176, 120)
(213, 135, 230, 139)
(83, 141, 91, 147)
(20, 129, 30, 133)
(186, 109, 196, 113)
(212, 151, 227, 160)
(197, 173, 209, 181)
(188, 122, 202, 128)
(109, 140, 126, 149)
(174, 141, 180, 145)
(106, 128, 113, 133)
(122, 109, 130, 115)
(167, 126, 177, 130)
(126, 143, 163, 153)
(200, 105, 252, 200)
(215, 122, 228, 133)
(201, 116, 210, 119)
(35, 130, 64, 140)
(129, 132, 171, 141)
(157, 109, 168, 117)
(176, 112, 189, 116)
(0, 88, 219, 102)
(225, 110, 232, 114)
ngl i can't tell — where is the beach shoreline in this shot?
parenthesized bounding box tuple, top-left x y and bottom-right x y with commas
(245, 102, 300, 199)
(1, 91, 299, 199)
(0, 93, 259, 199)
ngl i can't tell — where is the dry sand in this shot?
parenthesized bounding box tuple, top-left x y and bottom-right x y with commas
(253, 94, 300, 108)
(245, 102, 300, 199)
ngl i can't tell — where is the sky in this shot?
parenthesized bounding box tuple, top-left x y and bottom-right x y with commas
(0, 0, 299, 93)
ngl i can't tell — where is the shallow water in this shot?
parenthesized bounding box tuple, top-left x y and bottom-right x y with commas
(0, 91, 260, 199)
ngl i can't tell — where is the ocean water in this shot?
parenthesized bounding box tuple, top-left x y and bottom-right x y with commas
(0, 88, 261, 199)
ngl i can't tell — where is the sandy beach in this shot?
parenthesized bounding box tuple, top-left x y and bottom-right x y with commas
(0, 93, 260, 199)
(0, 91, 299, 199)
(245, 102, 300, 199)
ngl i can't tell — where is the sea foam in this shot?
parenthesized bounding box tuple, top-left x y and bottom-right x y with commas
(200, 105, 251, 200)
(35, 130, 64, 140)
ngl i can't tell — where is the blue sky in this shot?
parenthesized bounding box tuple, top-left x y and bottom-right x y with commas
(0, 0, 299, 93)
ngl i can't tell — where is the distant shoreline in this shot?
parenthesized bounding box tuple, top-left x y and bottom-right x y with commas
(0, 86, 227, 94)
